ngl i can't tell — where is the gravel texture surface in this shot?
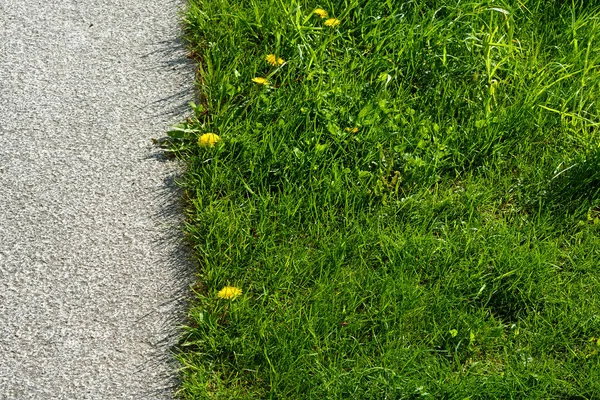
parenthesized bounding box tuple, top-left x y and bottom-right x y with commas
(0, 1, 194, 398)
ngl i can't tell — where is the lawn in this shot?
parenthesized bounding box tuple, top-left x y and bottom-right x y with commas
(167, 0, 600, 398)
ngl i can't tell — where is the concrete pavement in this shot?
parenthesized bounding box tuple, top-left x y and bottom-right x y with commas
(0, 1, 194, 398)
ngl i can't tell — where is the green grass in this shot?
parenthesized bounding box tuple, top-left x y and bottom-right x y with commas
(168, 0, 600, 398)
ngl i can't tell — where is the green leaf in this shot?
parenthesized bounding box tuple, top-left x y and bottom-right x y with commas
(167, 129, 186, 139)
(315, 143, 328, 152)
(327, 122, 340, 136)
(475, 120, 487, 129)
(358, 104, 373, 120)
(167, 127, 199, 139)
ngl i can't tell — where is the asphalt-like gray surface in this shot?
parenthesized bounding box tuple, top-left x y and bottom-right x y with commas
(0, 1, 195, 398)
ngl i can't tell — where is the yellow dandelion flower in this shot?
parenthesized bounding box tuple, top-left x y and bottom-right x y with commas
(265, 54, 285, 66)
(324, 18, 340, 27)
(217, 286, 242, 300)
(345, 127, 359, 133)
(252, 77, 269, 85)
(198, 133, 220, 147)
(314, 8, 328, 18)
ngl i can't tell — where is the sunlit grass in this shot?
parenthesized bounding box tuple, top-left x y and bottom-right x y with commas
(168, 0, 600, 398)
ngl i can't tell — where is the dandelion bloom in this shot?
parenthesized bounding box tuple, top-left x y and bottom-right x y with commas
(314, 8, 328, 18)
(252, 77, 269, 85)
(265, 54, 285, 66)
(198, 133, 220, 147)
(217, 286, 242, 300)
(324, 18, 340, 27)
